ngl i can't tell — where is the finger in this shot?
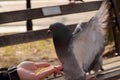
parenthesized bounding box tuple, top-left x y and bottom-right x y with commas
(36, 65, 63, 79)
(53, 65, 64, 76)
(35, 62, 50, 68)
(36, 66, 55, 80)
(54, 65, 63, 71)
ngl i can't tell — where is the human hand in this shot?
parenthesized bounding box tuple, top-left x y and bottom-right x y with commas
(17, 61, 63, 80)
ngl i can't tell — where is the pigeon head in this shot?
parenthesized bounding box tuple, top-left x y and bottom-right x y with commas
(48, 22, 72, 43)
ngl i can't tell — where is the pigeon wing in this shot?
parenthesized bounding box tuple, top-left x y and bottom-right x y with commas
(72, 23, 84, 35)
(70, 0, 110, 72)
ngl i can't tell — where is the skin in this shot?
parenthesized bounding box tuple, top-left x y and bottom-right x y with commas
(17, 61, 63, 80)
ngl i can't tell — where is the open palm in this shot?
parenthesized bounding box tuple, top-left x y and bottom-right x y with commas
(17, 61, 63, 80)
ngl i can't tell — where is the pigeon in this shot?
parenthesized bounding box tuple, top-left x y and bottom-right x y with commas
(48, 0, 110, 80)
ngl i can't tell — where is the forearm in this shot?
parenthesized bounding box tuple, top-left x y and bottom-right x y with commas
(0, 67, 20, 80)
(0, 71, 9, 80)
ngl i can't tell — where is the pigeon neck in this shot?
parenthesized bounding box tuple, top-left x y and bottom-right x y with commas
(53, 32, 72, 46)
(53, 27, 72, 43)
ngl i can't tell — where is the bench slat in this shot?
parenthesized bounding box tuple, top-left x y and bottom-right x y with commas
(0, 1, 102, 24)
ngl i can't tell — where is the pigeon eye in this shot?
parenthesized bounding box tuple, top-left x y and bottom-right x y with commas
(51, 26, 57, 31)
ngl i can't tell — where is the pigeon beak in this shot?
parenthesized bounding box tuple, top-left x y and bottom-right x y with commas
(47, 29, 52, 36)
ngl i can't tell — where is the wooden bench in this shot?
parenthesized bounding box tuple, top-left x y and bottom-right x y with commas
(47, 56, 120, 80)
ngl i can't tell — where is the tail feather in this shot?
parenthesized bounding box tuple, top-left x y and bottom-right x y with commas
(98, 0, 110, 14)
(96, 0, 111, 29)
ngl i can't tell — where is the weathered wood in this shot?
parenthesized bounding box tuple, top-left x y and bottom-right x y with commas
(103, 56, 120, 65)
(97, 67, 120, 80)
(0, 24, 77, 47)
(97, 56, 120, 80)
(97, 58, 120, 80)
(50, 56, 120, 80)
(0, 29, 48, 47)
(0, 1, 102, 24)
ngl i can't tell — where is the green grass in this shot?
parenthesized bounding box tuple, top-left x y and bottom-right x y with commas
(0, 38, 59, 68)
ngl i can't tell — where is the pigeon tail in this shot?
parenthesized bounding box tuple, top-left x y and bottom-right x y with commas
(95, 0, 111, 29)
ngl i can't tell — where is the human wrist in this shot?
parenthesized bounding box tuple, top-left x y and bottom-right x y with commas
(8, 66, 20, 80)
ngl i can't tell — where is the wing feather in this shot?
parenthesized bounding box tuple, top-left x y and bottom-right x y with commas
(71, 0, 110, 72)
(72, 23, 84, 35)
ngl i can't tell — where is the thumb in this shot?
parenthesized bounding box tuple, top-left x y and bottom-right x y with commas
(35, 62, 50, 68)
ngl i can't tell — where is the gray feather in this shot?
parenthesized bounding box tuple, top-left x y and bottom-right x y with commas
(71, 0, 110, 73)
(72, 23, 84, 35)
